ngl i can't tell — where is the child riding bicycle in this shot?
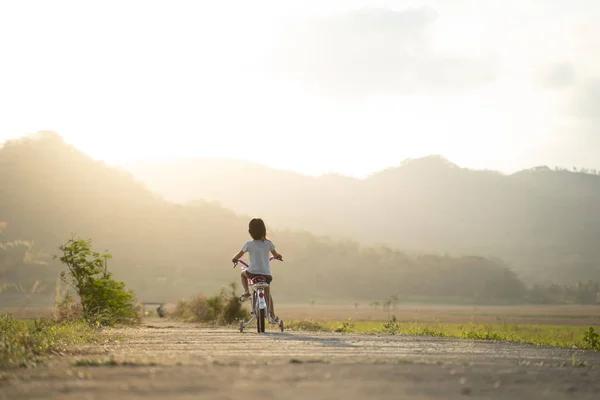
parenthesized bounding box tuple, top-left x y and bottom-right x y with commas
(231, 218, 283, 323)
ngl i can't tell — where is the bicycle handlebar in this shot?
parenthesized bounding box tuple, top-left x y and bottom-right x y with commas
(234, 259, 250, 269)
(233, 256, 282, 269)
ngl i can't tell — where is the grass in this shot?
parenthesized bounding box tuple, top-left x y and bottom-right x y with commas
(73, 357, 158, 367)
(286, 318, 332, 332)
(289, 358, 329, 364)
(0, 313, 102, 369)
(285, 317, 600, 350)
(279, 304, 600, 331)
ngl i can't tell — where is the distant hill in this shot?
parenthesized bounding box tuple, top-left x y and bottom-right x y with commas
(126, 156, 600, 284)
(0, 132, 527, 305)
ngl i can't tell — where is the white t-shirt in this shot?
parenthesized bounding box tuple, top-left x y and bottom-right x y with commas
(242, 239, 275, 276)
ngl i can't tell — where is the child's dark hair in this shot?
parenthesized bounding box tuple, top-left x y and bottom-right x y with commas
(248, 218, 267, 241)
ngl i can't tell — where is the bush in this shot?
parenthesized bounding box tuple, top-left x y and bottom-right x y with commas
(172, 296, 210, 321)
(54, 291, 84, 322)
(55, 236, 141, 326)
(222, 286, 248, 324)
(171, 283, 249, 325)
(582, 327, 600, 351)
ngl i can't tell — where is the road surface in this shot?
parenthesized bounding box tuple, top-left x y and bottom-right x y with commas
(2, 320, 599, 399)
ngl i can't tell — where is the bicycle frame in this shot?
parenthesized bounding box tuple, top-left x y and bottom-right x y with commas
(233, 257, 283, 333)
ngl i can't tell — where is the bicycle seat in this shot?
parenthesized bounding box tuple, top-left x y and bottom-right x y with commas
(249, 276, 269, 286)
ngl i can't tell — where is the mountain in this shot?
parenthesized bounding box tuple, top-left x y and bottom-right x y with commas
(0, 132, 526, 305)
(126, 156, 600, 284)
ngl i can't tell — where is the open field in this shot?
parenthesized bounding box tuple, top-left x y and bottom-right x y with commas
(287, 320, 600, 349)
(279, 304, 600, 326)
(4, 303, 600, 325)
(2, 320, 600, 399)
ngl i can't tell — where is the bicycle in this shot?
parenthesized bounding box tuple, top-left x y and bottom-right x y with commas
(233, 256, 284, 333)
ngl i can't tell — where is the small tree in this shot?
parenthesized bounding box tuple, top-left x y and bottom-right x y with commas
(54, 235, 140, 326)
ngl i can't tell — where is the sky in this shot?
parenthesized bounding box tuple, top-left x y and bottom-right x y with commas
(0, 0, 598, 178)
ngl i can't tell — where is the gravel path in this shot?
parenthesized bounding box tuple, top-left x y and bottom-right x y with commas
(2, 320, 599, 399)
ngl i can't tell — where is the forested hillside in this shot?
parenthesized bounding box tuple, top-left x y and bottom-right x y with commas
(127, 157, 600, 284)
(0, 132, 527, 305)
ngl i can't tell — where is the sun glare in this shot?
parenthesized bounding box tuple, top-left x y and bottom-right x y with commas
(0, 0, 598, 176)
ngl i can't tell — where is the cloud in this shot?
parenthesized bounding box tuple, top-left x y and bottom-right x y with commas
(551, 76, 600, 168)
(570, 78, 600, 120)
(535, 60, 598, 124)
(540, 62, 576, 89)
(268, 7, 496, 97)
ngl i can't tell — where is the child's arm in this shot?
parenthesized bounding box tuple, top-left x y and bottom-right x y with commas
(232, 250, 245, 264)
(233, 242, 250, 263)
(271, 249, 283, 261)
(269, 241, 283, 261)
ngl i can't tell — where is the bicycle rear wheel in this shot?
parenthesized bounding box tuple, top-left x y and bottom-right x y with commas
(254, 292, 265, 333)
(257, 308, 266, 333)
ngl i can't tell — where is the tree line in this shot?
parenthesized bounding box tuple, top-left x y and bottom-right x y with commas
(0, 132, 598, 305)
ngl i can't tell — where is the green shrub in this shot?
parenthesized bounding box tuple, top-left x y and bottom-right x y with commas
(221, 284, 249, 324)
(172, 295, 210, 322)
(55, 236, 141, 326)
(582, 327, 600, 351)
(172, 283, 249, 325)
(171, 298, 190, 319)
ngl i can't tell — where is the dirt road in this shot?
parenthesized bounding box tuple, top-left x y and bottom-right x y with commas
(2, 320, 600, 399)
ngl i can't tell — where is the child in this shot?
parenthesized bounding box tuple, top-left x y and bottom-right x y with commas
(232, 218, 283, 322)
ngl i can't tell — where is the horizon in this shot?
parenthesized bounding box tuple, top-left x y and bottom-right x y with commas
(2, 131, 597, 180)
(1, 1, 598, 178)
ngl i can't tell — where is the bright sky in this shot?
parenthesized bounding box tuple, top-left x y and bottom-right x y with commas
(0, 0, 598, 177)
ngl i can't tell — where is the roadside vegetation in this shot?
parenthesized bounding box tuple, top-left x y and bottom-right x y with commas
(168, 283, 250, 325)
(54, 236, 141, 326)
(1, 236, 140, 369)
(286, 318, 600, 351)
(0, 314, 99, 369)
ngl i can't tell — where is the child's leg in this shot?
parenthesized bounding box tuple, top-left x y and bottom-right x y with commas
(270, 292, 275, 317)
(239, 271, 251, 301)
(266, 285, 276, 319)
(240, 271, 250, 294)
